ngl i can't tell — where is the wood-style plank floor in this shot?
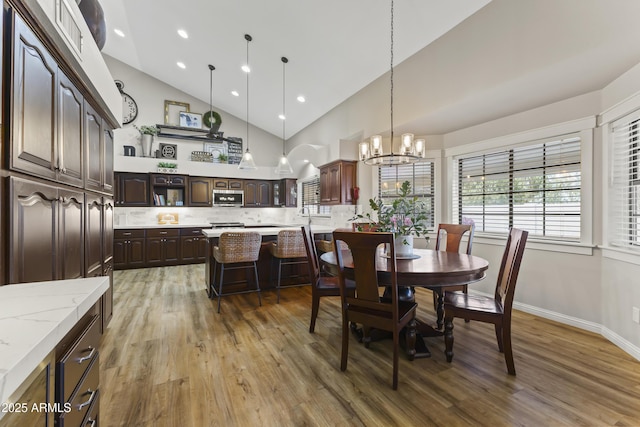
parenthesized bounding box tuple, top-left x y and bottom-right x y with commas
(101, 265, 640, 426)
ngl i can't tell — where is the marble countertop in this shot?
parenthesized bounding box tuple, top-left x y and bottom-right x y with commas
(114, 223, 213, 229)
(0, 277, 109, 405)
(201, 225, 335, 238)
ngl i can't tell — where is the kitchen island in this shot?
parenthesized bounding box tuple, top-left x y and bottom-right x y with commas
(0, 276, 108, 425)
(201, 225, 334, 295)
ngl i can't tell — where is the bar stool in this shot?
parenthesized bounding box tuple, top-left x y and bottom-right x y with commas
(270, 229, 308, 303)
(211, 231, 262, 313)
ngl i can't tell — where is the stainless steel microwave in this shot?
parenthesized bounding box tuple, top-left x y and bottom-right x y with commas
(212, 190, 244, 207)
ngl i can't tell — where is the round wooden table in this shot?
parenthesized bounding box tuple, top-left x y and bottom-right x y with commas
(320, 248, 489, 358)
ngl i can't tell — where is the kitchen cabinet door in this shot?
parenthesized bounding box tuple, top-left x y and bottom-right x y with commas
(188, 177, 213, 206)
(85, 194, 103, 277)
(84, 101, 103, 192)
(103, 129, 114, 194)
(57, 71, 84, 187)
(59, 189, 85, 279)
(115, 172, 150, 206)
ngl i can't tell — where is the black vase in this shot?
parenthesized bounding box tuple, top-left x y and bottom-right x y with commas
(78, 0, 106, 50)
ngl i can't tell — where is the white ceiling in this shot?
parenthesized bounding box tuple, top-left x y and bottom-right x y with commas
(100, 0, 491, 139)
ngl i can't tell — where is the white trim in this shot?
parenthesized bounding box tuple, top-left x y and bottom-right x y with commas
(579, 129, 594, 246)
(599, 90, 640, 126)
(601, 246, 640, 266)
(473, 234, 594, 255)
(444, 116, 596, 158)
(471, 290, 640, 362)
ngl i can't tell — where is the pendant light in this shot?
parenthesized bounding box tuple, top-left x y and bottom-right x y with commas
(238, 34, 257, 170)
(275, 56, 293, 174)
(205, 64, 218, 139)
(359, 0, 425, 166)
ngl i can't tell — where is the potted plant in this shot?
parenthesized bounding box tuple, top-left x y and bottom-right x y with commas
(157, 162, 178, 173)
(134, 125, 159, 157)
(352, 180, 430, 257)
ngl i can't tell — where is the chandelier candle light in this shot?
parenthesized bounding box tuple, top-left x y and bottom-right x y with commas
(238, 34, 257, 170)
(275, 56, 293, 174)
(359, 0, 426, 166)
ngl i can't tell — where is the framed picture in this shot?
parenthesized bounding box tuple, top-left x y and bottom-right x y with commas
(179, 111, 202, 128)
(164, 100, 190, 125)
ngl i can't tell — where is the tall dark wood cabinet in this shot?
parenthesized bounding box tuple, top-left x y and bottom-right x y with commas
(319, 160, 357, 205)
(2, 7, 116, 332)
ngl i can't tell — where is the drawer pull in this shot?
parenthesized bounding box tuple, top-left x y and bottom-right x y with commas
(86, 418, 96, 427)
(77, 389, 96, 411)
(160, 231, 167, 235)
(123, 232, 132, 236)
(76, 347, 96, 364)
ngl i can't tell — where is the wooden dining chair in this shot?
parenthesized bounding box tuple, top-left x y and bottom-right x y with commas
(301, 225, 355, 333)
(333, 230, 417, 390)
(432, 223, 475, 328)
(444, 227, 528, 375)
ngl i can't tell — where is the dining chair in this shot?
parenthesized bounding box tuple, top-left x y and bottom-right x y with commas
(301, 225, 355, 333)
(432, 223, 475, 328)
(443, 227, 528, 375)
(210, 231, 262, 313)
(333, 230, 417, 390)
(270, 229, 308, 303)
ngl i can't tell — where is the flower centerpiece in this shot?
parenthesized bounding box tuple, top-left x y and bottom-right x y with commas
(352, 180, 430, 257)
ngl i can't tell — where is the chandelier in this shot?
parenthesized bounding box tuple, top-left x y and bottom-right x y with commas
(359, 0, 425, 166)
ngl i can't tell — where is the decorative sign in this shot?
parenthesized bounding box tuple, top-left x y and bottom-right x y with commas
(159, 143, 177, 159)
(191, 151, 213, 162)
(226, 137, 243, 165)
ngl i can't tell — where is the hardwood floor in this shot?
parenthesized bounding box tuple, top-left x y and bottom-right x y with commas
(101, 265, 640, 426)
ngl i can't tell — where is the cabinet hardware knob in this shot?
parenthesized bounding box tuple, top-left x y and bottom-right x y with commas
(77, 389, 97, 410)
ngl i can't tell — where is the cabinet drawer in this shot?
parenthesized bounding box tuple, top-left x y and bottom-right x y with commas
(146, 228, 180, 238)
(57, 316, 100, 404)
(59, 356, 99, 427)
(83, 389, 100, 427)
(180, 227, 207, 236)
(114, 229, 145, 239)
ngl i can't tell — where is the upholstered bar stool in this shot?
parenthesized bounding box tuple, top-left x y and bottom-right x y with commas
(270, 229, 309, 303)
(211, 231, 262, 313)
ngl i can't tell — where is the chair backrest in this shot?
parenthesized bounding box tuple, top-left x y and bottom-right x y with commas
(274, 229, 307, 258)
(301, 225, 320, 284)
(217, 232, 261, 263)
(494, 228, 528, 314)
(351, 222, 380, 232)
(435, 223, 474, 255)
(332, 231, 398, 316)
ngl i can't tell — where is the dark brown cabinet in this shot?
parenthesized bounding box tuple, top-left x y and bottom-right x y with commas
(115, 172, 150, 206)
(57, 71, 84, 188)
(274, 178, 297, 207)
(244, 180, 272, 207)
(59, 189, 85, 280)
(188, 177, 213, 206)
(145, 229, 180, 266)
(213, 178, 244, 190)
(319, 160, 357, 205)
(103, 129, 114, 193)
(180, 228, 208, 263)
(151, 174, 187, 186)
(85, 194, 103, 278)
(151, 174, 187, 206)
(84, 102, 103, 192)
(114, 229, 146, 269)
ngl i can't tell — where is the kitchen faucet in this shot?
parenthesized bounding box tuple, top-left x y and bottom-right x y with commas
(300, 206, 311, 226)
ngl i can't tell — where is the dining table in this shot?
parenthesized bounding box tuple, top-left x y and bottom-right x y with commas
(320, 247, 489, 359)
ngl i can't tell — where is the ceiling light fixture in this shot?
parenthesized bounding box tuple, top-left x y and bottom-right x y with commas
(114, 28, 125, 37)
(177, 29, 188, 39)
(238, 34, 257, 170)
(297, 95, 306, 103)
(275, 56, 293, 175)
(231, 90, 239, 97)
(359, 0, 425, 167)
(177, 62, 186, 69)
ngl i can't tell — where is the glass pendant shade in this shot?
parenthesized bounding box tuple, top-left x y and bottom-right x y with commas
(401, 133, 414, 155)
(275, 154, 293, 174)
(238, 149, 256, 170)
(371, 135, 383, 156)
(414, 138, 426, 158)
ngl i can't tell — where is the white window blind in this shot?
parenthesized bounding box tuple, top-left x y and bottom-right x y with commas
(302, 177, 331, 215)
(378, 161, 435, 229)
(453, 135, 581, 240)
(610, 111, 640, 250)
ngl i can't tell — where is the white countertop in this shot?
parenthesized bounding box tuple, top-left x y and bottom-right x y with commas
(201, 225, 335, 238)
(0, 277, 109, 405)
(114, 223, 213, 229)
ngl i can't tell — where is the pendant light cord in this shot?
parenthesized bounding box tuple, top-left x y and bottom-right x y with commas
(282, 57, 287, 155)
(246, 35, 250, 151)
(390, 0, 394, 144)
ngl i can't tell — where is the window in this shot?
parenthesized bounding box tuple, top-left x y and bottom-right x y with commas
(453, 135, 581, 240)
(301, 177, 331, 215)
(378, 161, 435, 229)
(610, 111, 640, 250)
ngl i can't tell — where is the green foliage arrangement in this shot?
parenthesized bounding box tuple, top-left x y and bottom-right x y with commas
(352, 181, 429, 237)
(157, 162, 177, 169)
(134, 125, 159, 136)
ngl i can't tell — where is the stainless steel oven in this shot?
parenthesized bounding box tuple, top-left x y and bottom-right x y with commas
(212, 190, 244, 207)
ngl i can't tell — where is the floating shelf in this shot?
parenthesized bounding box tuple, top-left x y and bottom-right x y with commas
(156, 124, 227, 142)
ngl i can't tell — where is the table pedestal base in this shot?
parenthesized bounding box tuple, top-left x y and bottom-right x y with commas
(350, 318, 442, 359)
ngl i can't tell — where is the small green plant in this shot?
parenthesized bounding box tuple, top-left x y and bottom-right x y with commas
(158, 162, 177, 169)
(134, 125, 159, 136)
(218, 154, 228, 162)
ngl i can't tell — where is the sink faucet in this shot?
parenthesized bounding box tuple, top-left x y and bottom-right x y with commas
(300, 206, 311, 226)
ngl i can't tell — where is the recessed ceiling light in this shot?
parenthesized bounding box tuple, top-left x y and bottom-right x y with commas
(297, 95, 306, 103)
(177, 29, 188, 39)
(177, 62, 186, 69)
(241, 65, 250, 73)
(231, 90, 239, 97)
(278, 114, 285, 120)
(303, 159, 309, 163)
(114, 28, 125, 37)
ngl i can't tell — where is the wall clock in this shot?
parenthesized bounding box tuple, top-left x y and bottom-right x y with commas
(115, 80, 138, 125)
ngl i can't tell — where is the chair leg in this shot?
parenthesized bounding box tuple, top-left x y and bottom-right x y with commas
(392, 327, 399, 390)
(502, 322, 516, 375)
(495, 323, 504, 352)
(309, 291, 320, 333)
(444, 316, 454, 363)
(210, 259, 217, 299)
(217, 264, 225, 313)
(276, 258, 282, 304)
(362, 326, 372, 348)
(405, 318, 417, 361)
(436, 290, 445, 330)
(340, 313, 349, 372)
(253, 262, 262, 307)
